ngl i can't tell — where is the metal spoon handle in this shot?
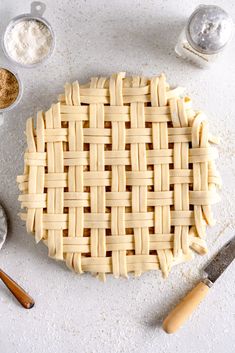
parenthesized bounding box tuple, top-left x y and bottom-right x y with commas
(0, 269, 34, 309)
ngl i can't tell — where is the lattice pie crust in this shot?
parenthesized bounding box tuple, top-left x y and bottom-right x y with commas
(17, 73, 221, 280)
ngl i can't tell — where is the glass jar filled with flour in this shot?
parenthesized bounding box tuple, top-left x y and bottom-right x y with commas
(2, 1, 55, 68)
(175, 5, 234, 68)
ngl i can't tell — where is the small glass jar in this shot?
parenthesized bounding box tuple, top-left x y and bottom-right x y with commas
(175, 5, 234, 68)
(0, 66, 23, 126)
(2, 1, 55, 68)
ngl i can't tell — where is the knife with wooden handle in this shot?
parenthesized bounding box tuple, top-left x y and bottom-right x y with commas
(163, 236, 235, 334)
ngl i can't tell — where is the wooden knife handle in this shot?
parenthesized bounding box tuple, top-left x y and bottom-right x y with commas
(163, 281, 210, 334)
(0, 269, 35, 309)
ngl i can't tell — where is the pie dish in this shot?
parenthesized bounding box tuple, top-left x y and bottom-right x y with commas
(17, 72, 221, 280)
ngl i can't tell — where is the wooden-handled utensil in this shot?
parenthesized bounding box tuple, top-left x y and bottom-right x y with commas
(163, 236, 235, 334)
(0, 269, 34, 309)
(0, 204, 34, 309)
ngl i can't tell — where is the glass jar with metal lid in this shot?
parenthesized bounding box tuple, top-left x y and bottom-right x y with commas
(175, 5, 234, 68)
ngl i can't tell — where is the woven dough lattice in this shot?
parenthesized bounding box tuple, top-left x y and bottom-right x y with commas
(17, 72, 221, 280)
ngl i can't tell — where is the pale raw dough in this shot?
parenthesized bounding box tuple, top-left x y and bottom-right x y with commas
(17, 72, 221, 280)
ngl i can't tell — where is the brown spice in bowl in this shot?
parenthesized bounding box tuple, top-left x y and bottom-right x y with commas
(0, 68, 19, 109)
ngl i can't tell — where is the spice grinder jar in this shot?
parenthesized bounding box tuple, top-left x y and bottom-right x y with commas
(175, 5, 234, 68)
(2, 1, 55, 68)
(0, 66, 23, 126)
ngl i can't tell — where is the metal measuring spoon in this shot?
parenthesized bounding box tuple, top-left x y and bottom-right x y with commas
(0, 204, 34, 309)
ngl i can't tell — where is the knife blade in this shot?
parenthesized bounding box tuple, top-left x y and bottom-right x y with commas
(204, 236, 235, 284)
(163, 236, 235, 334)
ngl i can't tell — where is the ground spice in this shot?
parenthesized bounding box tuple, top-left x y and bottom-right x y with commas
(0, 68, 19, 109)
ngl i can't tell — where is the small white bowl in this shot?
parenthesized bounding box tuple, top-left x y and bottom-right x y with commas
(2, 1, 55, 69)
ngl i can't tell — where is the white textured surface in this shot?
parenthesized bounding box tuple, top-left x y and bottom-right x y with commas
(0, 1, 234, 352)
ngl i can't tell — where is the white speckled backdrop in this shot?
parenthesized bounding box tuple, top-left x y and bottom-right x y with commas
(0, 1, 234, 352)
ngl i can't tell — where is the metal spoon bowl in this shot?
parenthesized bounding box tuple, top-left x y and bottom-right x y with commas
(0, 205, 7, 250)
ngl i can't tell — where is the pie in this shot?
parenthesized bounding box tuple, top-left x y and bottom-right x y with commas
(17, 73, 221, 280)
